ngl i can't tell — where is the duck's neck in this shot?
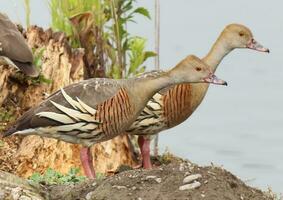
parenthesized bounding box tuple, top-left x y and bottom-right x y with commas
(132, 70, 195, 102)
(136, 74, 173, 97)
(203, 35, 233, 72)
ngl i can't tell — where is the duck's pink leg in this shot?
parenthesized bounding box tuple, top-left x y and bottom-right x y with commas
(80, 147, 96, 178)
(138, 136, 152, 169)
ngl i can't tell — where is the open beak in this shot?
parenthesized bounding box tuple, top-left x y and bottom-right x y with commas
(247, 38, 270, 53)
(203, 73, 228, 86)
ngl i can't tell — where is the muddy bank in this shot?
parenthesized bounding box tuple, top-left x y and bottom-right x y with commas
(0, 155, 276, 200)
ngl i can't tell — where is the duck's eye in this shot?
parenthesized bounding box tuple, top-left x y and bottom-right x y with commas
(195, 67, 202, 71)
(239, 32, 244, 37)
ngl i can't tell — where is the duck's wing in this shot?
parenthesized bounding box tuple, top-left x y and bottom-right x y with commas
(3, 78, 122, 137)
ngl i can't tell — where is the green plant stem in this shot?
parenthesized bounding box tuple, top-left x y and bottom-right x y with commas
(110, 0, 124, 78)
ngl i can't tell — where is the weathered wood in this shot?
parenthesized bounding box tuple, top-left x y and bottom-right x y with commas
(0, 26, 136, 178)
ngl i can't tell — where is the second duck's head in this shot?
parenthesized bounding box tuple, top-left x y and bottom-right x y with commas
(221, 23, 269, 53)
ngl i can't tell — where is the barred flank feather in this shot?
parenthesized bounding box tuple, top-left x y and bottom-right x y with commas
(126, 84, 193, 135)
(126, 92, 165, 135)
(163, 84, 193, 128)
(96, 88, 132, 137)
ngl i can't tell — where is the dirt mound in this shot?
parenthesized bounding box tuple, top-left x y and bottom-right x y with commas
(47, 156, 273, 200)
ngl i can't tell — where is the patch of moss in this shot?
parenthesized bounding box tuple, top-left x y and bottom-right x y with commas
(28, 168, 86, 185)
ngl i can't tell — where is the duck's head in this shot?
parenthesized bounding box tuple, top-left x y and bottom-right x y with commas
(221, 23, 269, 53)
(170, 55, 227, 86)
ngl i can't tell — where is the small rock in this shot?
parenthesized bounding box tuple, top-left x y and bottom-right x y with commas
(179, 181, 201, 191)
(155, 178, 162, 183)
(183, 174, 202, 184)
(132, 186, 137, 190)
(201, 194, 205, 198)
(145, 175, 161, 183)
(145, 175, 157, 180)
(188, 166, 195, 171)
(179, 163, 185, 171)
(11, 187, 22, 199)
(92, 182, 97, 187)
(19, 196, 32, 200)
(112, 185, 127, 190)
(187, 162, 192, 167)
(137, 198, 142, 200)
(207, 171, 216, 175)
(85, 191, 96, 200)
(184, 171, 190, 176)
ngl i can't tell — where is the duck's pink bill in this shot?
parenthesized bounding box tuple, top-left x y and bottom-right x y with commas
(247, 38, 270, 53)
(203, 73, 228, 86)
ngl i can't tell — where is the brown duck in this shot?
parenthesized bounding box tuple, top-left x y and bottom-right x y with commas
(3, 55, 227, 178)
(0, 12, 39, 77)
(126, 24, 270, 169)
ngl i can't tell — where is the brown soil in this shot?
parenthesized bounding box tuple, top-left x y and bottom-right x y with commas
(45, 156, 273, 200)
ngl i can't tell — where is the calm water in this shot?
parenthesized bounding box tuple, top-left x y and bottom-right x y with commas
(1, 0, 283, 194)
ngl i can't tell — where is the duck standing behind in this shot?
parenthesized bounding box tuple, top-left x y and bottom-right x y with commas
(127, 24, 269, 169)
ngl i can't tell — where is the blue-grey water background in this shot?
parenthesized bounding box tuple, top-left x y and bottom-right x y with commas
(1, 0, 282, 194)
